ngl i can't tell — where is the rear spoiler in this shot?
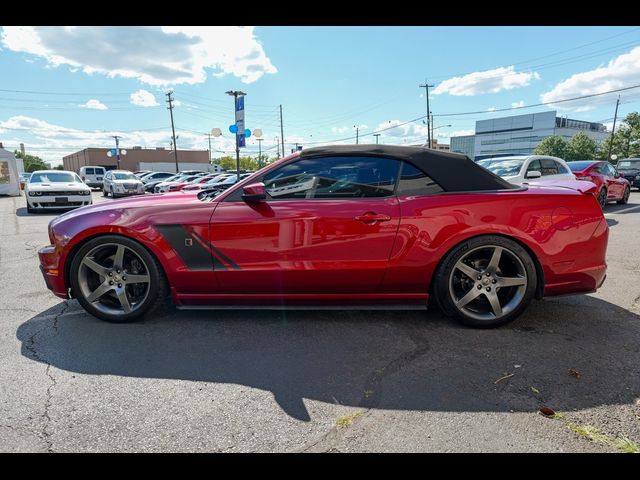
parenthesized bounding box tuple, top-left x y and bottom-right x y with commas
(526, 179, 598, 195)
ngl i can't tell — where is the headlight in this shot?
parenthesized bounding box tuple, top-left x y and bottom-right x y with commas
(81, 190, 91, 196)
(28, 191, 42, 196)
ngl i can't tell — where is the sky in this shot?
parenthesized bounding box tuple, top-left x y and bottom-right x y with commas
(1, 26, 640, 166)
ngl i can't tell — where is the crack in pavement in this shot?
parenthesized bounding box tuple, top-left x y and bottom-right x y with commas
(299, 322, 431, 452)
(23, 301, 69, 453)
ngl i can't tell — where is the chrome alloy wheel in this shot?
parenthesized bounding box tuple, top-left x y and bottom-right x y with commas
(448, 245, 528, 321)
(77, 243, 151, 316)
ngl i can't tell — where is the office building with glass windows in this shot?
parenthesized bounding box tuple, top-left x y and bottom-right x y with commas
(450, 111, 608, 161)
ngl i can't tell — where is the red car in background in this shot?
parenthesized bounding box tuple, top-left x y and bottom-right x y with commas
(567, 160, 630, 208)
(38, 146, 608, 329)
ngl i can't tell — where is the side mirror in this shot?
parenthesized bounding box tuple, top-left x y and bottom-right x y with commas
(242, 182, 267, 202)
(525, 170, 542, 179)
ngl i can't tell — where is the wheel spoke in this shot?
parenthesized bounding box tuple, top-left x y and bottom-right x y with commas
(455, 287, 481, 308)
(487, 247, 503, 272)
(125, 274, 150, 284)
(485, 292, 503, 317)
(113, 245, 125, 271)
(498, 275, 526, 287)
(454, 261, 481, 280)
(82, 257, 108, 276)
(86, 282, 112, 303)
(116, 288, 132, 313)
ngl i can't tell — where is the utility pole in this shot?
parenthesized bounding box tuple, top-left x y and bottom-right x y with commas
(166, 91, 179, 173)
(279, 105, 285, 158)
(607, 96, 620, 162)
(374, 133, 380, 144)
(275, 137, 280, 159)
(420, 80, 434, 148)
(354, 125, 359, 144)
(111, 135, 121, 169)
(257, 138, 263, 166)
(207, 133, 212, 164)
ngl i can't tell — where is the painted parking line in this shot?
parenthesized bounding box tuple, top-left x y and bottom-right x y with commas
(604, 204, 640, 215)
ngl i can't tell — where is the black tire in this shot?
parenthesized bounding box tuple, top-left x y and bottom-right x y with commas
(69, 235, 168, 323)
(597, 188, 607, 208)
(617, 186, 630, 205)
(433, 235, 537, 328)
(110, 187, 115, 198)
(102, 188, 108, 197)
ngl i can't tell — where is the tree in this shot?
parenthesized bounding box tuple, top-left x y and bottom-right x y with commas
(566, 132, 598, 160)
(215, 154, 275, 172)
(534, 135, 568, 158)
(14, 150, 50, 172)
(597, 112, 640, 163)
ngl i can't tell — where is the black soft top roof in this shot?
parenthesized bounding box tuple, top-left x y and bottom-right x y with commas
(300, 144, 517, 192)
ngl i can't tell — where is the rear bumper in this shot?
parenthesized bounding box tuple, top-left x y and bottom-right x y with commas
(543, 265, 607, 296)
(38, 245, 69, 299)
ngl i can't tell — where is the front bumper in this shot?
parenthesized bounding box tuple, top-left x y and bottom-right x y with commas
(27, 194, 92, 209)
(38, 245, 69, 299)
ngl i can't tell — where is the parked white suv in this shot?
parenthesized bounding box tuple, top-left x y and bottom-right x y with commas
(25, 170, 92, 213)
(477, 155, 575, 185)
(102, 170, 145, 198)
(79, 166, 106, 189)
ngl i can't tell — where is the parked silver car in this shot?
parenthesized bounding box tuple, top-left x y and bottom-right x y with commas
(102, 170, 145, 198)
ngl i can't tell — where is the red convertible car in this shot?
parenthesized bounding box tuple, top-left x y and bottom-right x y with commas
(38, 145, 608, 328)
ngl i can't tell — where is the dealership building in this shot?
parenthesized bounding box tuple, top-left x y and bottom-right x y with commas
(63, 147, 210, 173)
(450, 111, 609, 160)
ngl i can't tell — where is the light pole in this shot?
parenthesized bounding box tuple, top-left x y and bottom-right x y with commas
(353, 125, 359, 144)
(428, 124, 451, 148)
(420, 81, 434, 147)
(373, 133, 381, 144)
(226, 90, 246, 183)
(257, 138, 264, 166)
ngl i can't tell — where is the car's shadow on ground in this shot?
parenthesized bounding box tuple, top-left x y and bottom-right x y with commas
(17, 295, 640, 421)
(15, 207, 67, 218)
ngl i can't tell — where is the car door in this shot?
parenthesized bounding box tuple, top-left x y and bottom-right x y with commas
(540, 158, 561, 179)
(103, 171, 111, 190)
(209, 155, 401, 294)
(604, 162, 625, 198)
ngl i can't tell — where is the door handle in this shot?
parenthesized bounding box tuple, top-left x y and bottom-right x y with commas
(355, 212, 392, 224)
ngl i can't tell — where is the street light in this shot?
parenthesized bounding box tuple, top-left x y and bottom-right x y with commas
(226, 90, 246, 183)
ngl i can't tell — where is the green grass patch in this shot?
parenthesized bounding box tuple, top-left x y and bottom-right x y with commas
(336, 411, 363, 428)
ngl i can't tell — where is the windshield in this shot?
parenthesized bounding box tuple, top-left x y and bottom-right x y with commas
(568, 161, 597, 171)
(477, 159, 524, 177)
(617, 160, 640, 170)
(113, 172, 137, 180)
(30, 172, 79, 183)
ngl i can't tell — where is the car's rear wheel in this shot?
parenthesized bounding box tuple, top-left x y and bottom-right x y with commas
(70, 235, 167, 323)
(598, 188, 607, 208)
(617, 186, 630, 204)
(434, 235, 537, 328)
(102, 188, 108, 197)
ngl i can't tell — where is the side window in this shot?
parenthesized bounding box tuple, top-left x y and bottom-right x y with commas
(85, 168, 95, 175)
(95, 168, 105, 175)
(540, 158, 559, 176)
(554, 161, 570, 174)
(525, 159, 541, 175)
(396, 162, 443, 196)
(262, 156, 400, 200)
(604, 163, 616, 176)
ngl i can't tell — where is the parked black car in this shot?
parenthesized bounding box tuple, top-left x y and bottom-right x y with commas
(617, 158, 640, 190)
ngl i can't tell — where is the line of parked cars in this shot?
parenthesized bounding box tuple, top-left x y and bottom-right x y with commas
(477, 154, 633, 208)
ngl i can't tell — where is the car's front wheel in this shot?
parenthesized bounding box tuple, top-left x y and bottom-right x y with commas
(434, 235, 537, 328)
(617, 186, 630, 205)
(69, 235, 167, 322)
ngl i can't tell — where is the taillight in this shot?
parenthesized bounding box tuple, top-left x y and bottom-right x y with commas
(576, 175, 592, 181)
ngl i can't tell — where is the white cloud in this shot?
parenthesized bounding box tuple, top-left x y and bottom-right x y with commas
(79, 99, 107, 110)
(331, 126, 350, 134)
(541, 47, 640, 110)
(130, 89, 159, 107)
(1, 26, 277, 85)
(375, 120, 430, 139)
(511, 100, 525, 108)
(433, 66, 540, 96)
(0, 115, 222, 164)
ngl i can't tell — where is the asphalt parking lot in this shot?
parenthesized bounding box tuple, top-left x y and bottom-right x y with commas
(1, 190, 639, 452)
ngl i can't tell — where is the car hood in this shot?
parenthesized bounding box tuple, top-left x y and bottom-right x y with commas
(28, 183, 89, 190)
(111, 179, 143, 184)
(618, 169, 640, 175)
